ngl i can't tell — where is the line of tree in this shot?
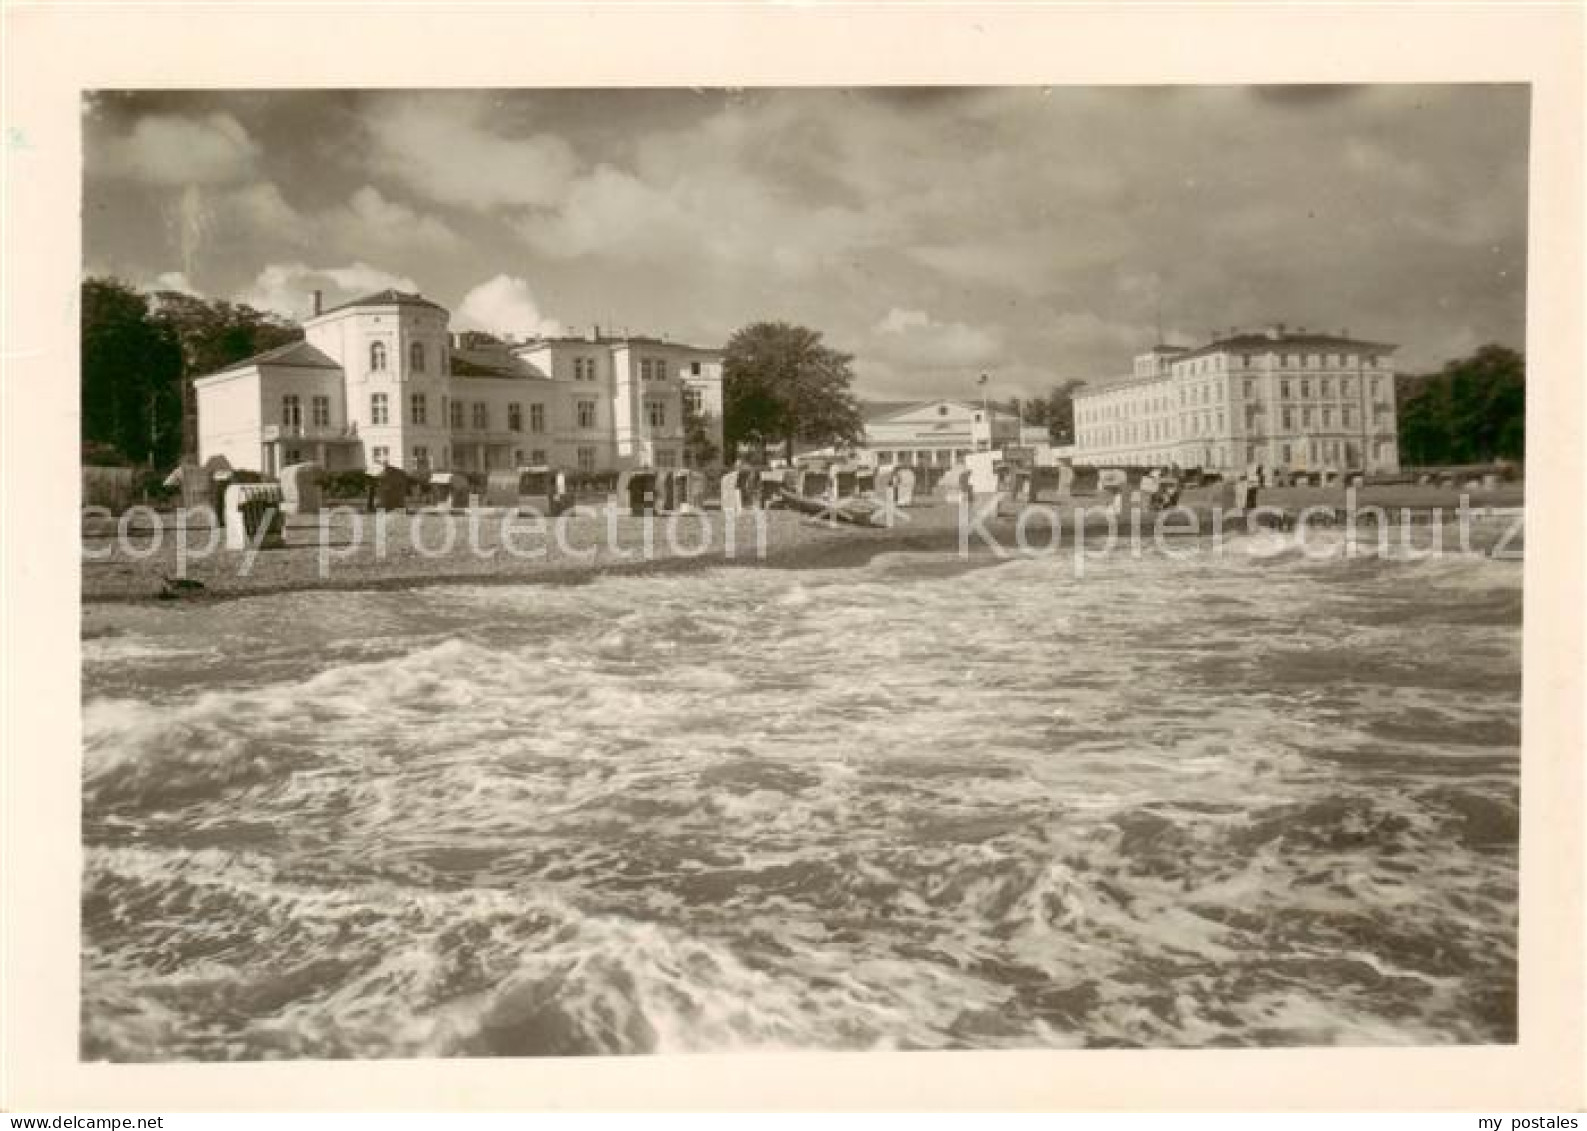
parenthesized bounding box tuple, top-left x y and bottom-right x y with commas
(1395, 343, 1525, 466)
(81, 277, 299, 467)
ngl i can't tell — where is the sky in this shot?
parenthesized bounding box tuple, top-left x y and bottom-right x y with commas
(83, 85, 1530, 400)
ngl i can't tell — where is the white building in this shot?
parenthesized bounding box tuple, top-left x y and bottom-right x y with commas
(858, 399, 1044, 468)
(193, 289, 724, 477)
(1072, 325, 1400, 474)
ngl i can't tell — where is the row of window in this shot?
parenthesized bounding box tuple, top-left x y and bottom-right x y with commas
(280, 395, 330, 429)
(360, 394, 605, 433)
(367, 341, 441, 374)
(873, 449, 968, 467)
(578, 357, 704, 382)
(1176, 351, 1383, 375)
(363, 342, 708, 383)
(1271, 376, 1385, 401)
(1082, 403, 1390, 447)
(1083, 410, 1226, 447)
(1069, 437, 1394, 471)
(365, 445, 601, 473)
(1079, 374, 1390, 425)
(1278, 406, 1360, 430)
(1078, 375, 1390, 426)
(574, 357, 692, 382)
(296, 385, 696, 435)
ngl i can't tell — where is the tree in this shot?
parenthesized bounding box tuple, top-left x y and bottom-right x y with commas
(80, 278, 184, 467)
(1021, 379, 1087, 444)
(722, 321, 864, 463)
(149, 290, 300, 459)
(1396, 344, 1525, 466)
(81, 278, 304, 467)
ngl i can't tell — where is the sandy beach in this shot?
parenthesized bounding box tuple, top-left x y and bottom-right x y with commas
(81, 504, 965, 602)
(80, 483, 1524, 603)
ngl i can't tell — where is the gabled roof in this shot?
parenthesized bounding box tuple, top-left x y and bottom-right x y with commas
(199, 339, 339, 380)
(314, 289, 449, 318)
(863, 398, 1020, 424)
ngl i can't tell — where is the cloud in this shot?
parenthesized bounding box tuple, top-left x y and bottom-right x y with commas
(515, 165, 684, 259)
(456, 275, 563, 338)
(159, 181, 458, 282)
(871, 307, 1001, 368)
(516, 156, 890, 281)
(363, 95, 578, 210)
(332, 185, 461, 253)
(238, 261, 419, 320)
(217, 182, 460, 255)
(1041, 312, 1162, 373)
(84, 86, 1530, 381)
(231, 182, 303, 229)
(96, 111, 260, 186)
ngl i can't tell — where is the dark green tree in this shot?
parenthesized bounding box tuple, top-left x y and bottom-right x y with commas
(1018, 379, 1087, 443)
(722, 321, 863, 463)
(81, 278, 304, 467)
(148, 290, 300, 459)
(80, 278, 184, 467)
(1396, 344, 1525, 466)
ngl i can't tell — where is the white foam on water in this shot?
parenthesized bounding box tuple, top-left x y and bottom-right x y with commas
(81, 543, 1522, 1058)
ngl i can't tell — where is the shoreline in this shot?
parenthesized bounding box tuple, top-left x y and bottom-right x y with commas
(79, 492, 1526, 606)
(81, 507, 975, 605)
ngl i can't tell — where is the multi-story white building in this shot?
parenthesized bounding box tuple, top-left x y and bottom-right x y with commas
(1072, 325, 1400, 474)
(193, 289, 724, 477)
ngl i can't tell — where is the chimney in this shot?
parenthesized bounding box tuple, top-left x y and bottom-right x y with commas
(587, 324, 600, 343)
(312, 289, 323, 316)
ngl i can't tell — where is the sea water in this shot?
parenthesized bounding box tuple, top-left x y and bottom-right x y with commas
(81, 530, 1521, 1059)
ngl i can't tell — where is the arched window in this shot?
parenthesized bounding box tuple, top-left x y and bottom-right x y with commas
(410, 341, 425, 373)
(370, 341, 387, 372)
